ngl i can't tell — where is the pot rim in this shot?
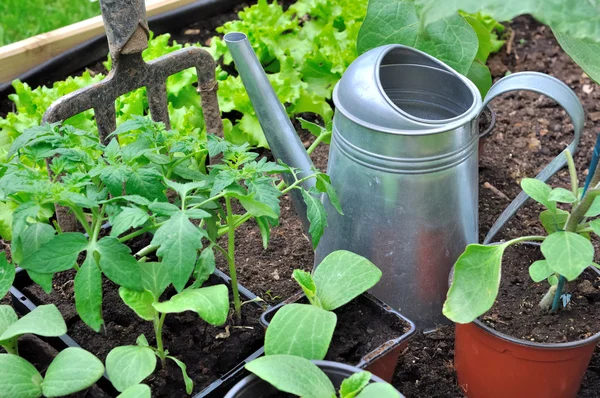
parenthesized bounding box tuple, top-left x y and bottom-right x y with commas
(452, 241, 600, 350)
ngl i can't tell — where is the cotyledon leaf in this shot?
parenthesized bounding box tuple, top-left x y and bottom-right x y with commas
(0, 304, 66, 342)
(106, 345, 156, 392)
(42, 347, 104, 397)
(0, 354, 43, 398)
(152, 285, 229, 326)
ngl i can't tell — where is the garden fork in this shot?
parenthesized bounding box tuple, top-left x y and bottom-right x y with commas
(42, 0, 223, 231)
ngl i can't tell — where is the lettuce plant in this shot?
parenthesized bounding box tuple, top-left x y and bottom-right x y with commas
(264, 251, 381, 359)
(242, 355, 401, 398)
(445, 150, 600, 323)
(0, 304, 104, 397)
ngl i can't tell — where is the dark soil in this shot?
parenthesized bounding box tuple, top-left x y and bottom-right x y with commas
(2, 1, 600, 397)
(20, 271, 265, 397)
(262, 294, 411, 365)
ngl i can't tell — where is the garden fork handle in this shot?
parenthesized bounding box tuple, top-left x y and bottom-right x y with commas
(100, 0, 150, 61)
(482, 72, 585, 244)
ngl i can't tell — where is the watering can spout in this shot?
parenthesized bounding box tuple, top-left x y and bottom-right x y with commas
(225, 32, 314, 231)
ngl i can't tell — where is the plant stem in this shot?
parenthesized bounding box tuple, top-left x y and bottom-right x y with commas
(551, 276, 566, 312)
(225, 196, 242, 323)
(154, 313, 167, 368)
(565, 150, 579, 200)
(307, 132, 331, 156)
(119, 223, 162, 243)
(72, 208, 93, 237)
(505, 235, 547, 245)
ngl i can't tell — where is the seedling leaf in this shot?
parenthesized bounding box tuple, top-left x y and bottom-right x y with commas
(0, 305, 18, 338)
(539, 209, 569, 234)
(139, 262, 170, 300)
(529, 260, 553, 283)
(42, 347, 104, 397)
(0, 253, 14, 298)
(340, 371, 371, 398)
(117, 384, 151, 398)
(20, 233, 87, 273)
(168, 356, 193, 394)
(119, 287, 156, 321)
(265, 304, 336, 360)
(106, 345, 156, 392)
(152, 285, 229, 326)
(356, 383, 401, 398)
(302, 189, 328, 249)
(521, 178, 555, 211)
(110, 207, 149, 237)
(151, 211, 203, 292)
(292, 270, 319, 306)
(0, 354, 43, 398)
(312, 251, 382, 311)
(443, 244, 507, 324)
(245, 355, 336, 398)
(548, 187, 577, 203)
(541, 231, 594, 281)
(96, 237, 143, 291)
(0, 304, 66, 342)
(193, 247, 215, 287)
(74, 256, 104, 332)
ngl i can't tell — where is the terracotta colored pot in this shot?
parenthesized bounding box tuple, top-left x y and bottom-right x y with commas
(455, 319, 600, 398)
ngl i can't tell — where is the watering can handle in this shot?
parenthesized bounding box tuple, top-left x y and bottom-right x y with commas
(482, 72, 585, 244)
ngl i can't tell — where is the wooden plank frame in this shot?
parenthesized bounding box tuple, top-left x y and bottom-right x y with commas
(0, 0, 199, 83)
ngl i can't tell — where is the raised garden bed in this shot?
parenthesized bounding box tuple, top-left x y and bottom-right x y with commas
(1, 1, 600, 397)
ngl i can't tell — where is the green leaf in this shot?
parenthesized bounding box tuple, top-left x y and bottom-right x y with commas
(356, 383, 401, 398)
(186, 209, 212, 219)
(0, 253, 14, 299)
(265, 304, 336, 360)
(443, 244, 507, 323)
(415, 0, 600, 45)
(0, 304, 66, 342)
(292, 269, 319, 306)
(340, 371, 371, 398)
(302, 190, 328, 249)
(313, 251, 382, 311)
(95, 237, 143, 291)
(521, 178, 555, 210)
(0, 202, 15, 241)
(231, 193, 278, 219)
(466, 60, 492, 97)
(117, 384, 151, 398)
(41, 347, 104, 397)
(74, 256, 104, 332)
(119, 287, 156, 321)
(16, 222, 56, 292)
(11, 202, 41, 241)
(20, 233, 87, 273)
(148, 201, 180, 217)
(529, 260, 553, 283)
(110, 207, 149, 237)
(586, 196, 600, 217)
(167, 356, 193, 395)
(194, 247, 215, 287)
(555, 33, 600, 84)
(357, 0, 478, 75)
(151, 211, 203, 292)
(256, 217, 271, 249)
(298, 118, 331, 144)
(315, 174, 343, 215)
(152, 285, 229, 326)
(139, 262, 170, 299)
(245, 355, 336, 398)
(0, 354, 43, 398)
(165, 180, 207, 200)
(590, 219, 600, 237)
(126, 168, 166, 202)
(548, 187, 577, 203)
(539, 209, 569, 234)
(541, 231, 594, 281)
(0, 305, 18, 338)
(27, 271, 53, 294)
(106, 345, 156, 392)
(462, 15, 492, 63)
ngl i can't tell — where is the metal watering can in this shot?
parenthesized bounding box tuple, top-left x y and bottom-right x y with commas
(225, 32, 584, 330)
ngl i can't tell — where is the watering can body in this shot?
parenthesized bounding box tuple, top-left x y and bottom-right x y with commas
(226, 34, 584, 330)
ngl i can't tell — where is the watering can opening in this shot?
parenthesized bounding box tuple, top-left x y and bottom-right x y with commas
(378, 47, 476, 123)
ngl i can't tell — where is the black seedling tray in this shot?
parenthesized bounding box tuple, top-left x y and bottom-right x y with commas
(10, 268, 270, 397)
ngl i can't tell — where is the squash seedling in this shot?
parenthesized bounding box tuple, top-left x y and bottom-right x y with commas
(241, 355, 401, 398)
(111, 261, 229, 395)
(0, 304, 104, 397)
(445, 149, 600, 323)
(264, 251, 381, 359)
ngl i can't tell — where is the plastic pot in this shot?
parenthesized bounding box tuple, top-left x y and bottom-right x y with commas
(223, 360, 405, 398)
(260, 292, 416, 382)
(452, 244, 600, 398)
(10, 267, 267, 398)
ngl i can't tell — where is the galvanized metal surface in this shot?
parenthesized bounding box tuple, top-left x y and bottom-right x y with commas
(225, 34, 584, 330)
(43, 0, 223, 231)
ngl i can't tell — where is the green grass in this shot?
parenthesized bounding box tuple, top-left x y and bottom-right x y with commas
(0, 0, 101, 46)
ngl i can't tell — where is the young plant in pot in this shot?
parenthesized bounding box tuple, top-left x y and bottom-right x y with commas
(444, 149, 600, 397)
(224, 354, 403, 398)
(262, 250, 415, 382)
